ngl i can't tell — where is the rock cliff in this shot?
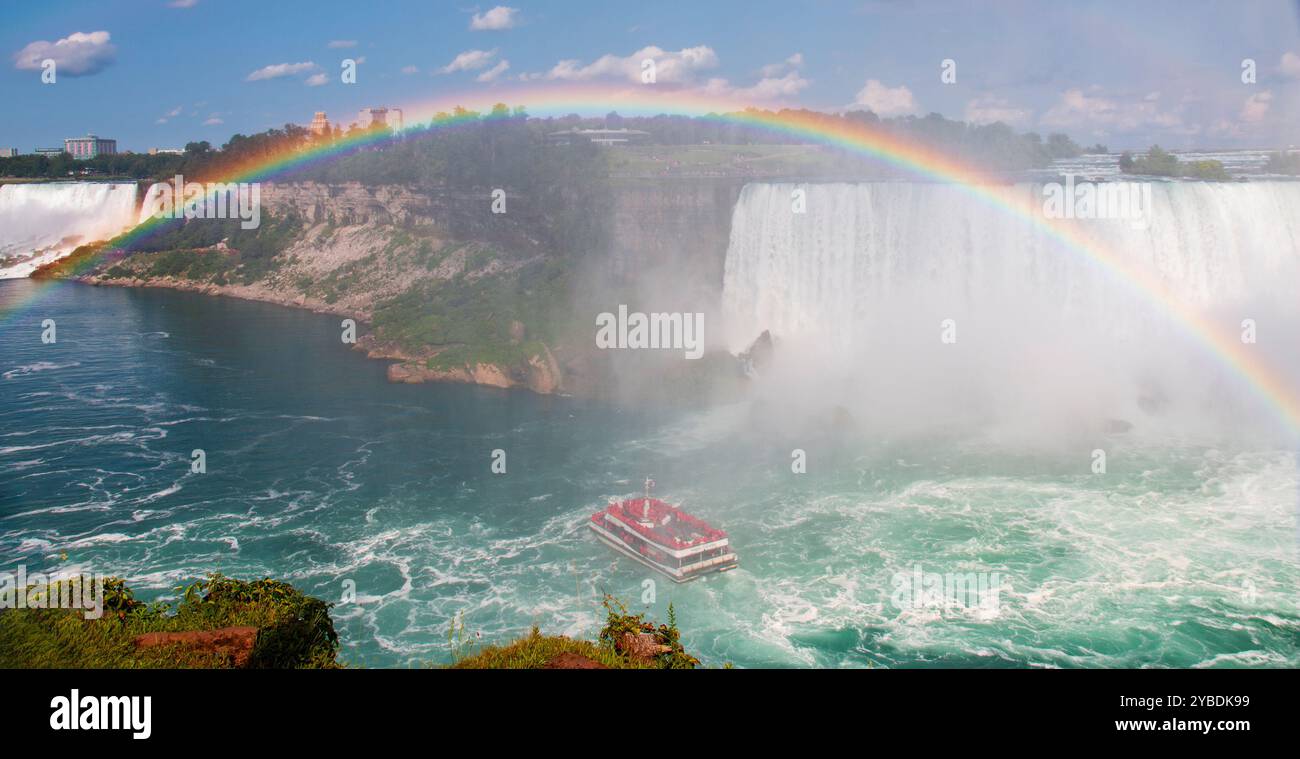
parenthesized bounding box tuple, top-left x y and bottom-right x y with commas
(80, 178, 746, 397)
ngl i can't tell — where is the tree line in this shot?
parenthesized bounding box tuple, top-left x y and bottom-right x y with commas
(2, 103, 1093, 183)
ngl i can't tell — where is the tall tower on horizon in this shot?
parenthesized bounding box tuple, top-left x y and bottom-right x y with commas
(309, 112, 331, 137)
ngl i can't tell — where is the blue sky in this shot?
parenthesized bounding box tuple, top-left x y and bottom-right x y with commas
(3, 0, 1298, 152)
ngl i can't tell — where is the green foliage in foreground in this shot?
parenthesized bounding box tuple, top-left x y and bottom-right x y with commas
(598, 595, 700, 669)
(449, 596, 700, 669)
(0, 574, 339, 669)
(4, 578, 704, 670)
(448, 627, 656, 669)
(1119, 145, 1231, 180)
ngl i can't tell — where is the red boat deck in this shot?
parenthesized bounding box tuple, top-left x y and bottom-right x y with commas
(597, 497, 726, 549)
(589, 486, 737, 582)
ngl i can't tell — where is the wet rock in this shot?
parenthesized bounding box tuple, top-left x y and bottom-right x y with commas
(741, 329, 775, 374)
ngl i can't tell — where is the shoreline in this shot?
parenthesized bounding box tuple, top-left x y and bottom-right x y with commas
(77, 272, 565, 395)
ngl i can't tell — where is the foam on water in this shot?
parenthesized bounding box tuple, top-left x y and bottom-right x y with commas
(2, 270, 1298, 668)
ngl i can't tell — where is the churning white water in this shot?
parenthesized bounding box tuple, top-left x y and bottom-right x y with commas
(0, 182, 140, 278)
(720, 182, 1300, 443)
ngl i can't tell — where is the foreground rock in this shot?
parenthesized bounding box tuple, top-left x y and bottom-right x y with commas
(739, 329, 775, 375)
(617, 632, 672, 664)
(133, 626, 259, 667)
(384, 345, 563, 395)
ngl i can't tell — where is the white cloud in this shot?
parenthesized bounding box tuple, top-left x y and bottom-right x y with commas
(572, 51, 803, 104)
(1040, 87, 1185, 133)
(439, 49, 498, 74)
(245, 61, 317, 81)
(470, 6, 519, 31)
(852, 79, 920, 117)
(761, 52, 804, 77)
(964, 95, 1031, 125)
(401, 65, 419, 75)
(328, 40, 357, 49)
(13, 30, 116, 77)
(203, 116, 224, 126)
(1280, 52, 1300, 78)
(167, 0, 198, 7)
(526, 45, 797, 103)
(1240, 91, 1272, 123)
(1042, 88, 1117, 126)
(476, 59, 510, 82)
(305, 72, 329, 87)
(714, 71, 810, 102)
(542, 45, 719, 84)
(155, 105, 183, 124)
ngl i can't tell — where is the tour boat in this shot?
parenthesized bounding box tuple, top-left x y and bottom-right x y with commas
(589, 478, 738, 582)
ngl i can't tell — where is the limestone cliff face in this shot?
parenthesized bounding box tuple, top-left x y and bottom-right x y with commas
(259, 182, 438, 227)
(258, 179, 744, 311)
(267, 178, 746, 397)
(259, 181, 550, 252)
(86, 179, 745, 397)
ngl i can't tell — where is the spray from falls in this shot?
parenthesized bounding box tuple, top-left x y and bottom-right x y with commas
(0, 182, 140, 279)
(720, 182, 1300, 445)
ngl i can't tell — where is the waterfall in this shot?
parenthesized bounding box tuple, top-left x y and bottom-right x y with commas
(720, 181, 1300, 440)
(0, 182, 140, 278)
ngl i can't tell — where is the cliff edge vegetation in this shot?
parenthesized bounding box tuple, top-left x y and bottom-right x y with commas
(447, 595, 703, 669)
(0, 574, 339, 668)
(1, 575, 704, 670)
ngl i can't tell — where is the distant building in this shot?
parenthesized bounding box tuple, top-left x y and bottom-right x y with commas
(308, 111, 333, 137)
(546, 128, 649, 146)
(64, 134, 117, 160)
(148, 147, 184, 155)
(34, 147, 65, 157)
(356, 107, 403, 133)
(0, 148, 18, 158)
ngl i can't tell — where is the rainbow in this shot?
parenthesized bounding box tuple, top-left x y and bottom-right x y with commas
(4, 82, 1298, 434)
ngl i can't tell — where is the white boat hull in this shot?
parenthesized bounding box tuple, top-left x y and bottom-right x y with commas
(589, 521, 738, 583)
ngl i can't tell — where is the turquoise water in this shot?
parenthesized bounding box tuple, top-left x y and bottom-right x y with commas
(2, 279, 1297, 667)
